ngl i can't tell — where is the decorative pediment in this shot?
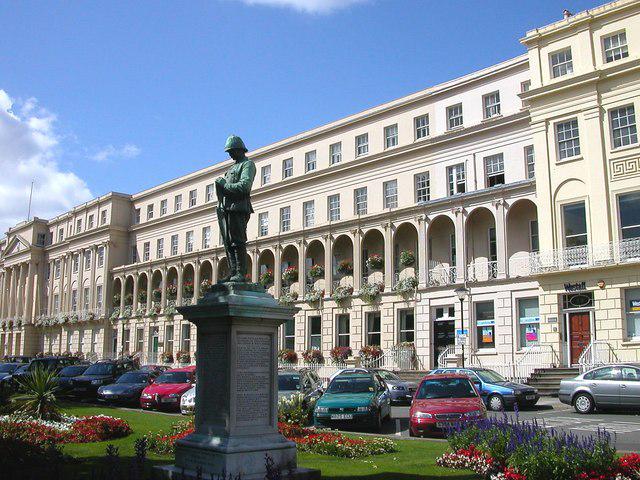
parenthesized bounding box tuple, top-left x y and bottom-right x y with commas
(2, 235, 31, 258)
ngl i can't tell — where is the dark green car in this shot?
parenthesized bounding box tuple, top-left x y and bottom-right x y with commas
(313, 373, 391, 431)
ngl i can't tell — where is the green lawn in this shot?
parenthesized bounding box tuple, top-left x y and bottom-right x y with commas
(59, 403, 476, 479)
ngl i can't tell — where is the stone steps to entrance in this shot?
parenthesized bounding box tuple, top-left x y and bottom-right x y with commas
(526, 367, 579, 397)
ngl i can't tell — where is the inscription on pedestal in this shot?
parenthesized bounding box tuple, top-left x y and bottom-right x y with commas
(199, 333, 228, 426)
(236, 333, 271, 426)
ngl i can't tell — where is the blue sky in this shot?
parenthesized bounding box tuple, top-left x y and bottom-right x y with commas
(0, 0, 603, 232)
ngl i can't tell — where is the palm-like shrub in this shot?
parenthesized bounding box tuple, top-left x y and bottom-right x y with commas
(13, 366, 61, 420)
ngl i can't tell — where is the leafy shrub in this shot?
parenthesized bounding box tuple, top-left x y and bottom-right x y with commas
(278, 393, 310, 425)
(13, 366, 61, 421)
(259, 269, 274, 286)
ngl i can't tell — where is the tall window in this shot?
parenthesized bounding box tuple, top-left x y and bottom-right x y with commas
(518, 298, 540, 348)
(366, 312, 381, 346)
(619, 192, 640, 239)
(83, 287, 90, 310)
(171, 234, 179, 256)
(100, 210, 107, 225)
(447, 104, 463, 129)
(336, 314, 350, 348)
(147, 204, 154, 220)
(55, 260, 61, 278)
(189, 189, 197, 207)
(483, 91, 501, 118)
(185, 231, 194, 253)
(530, 220, 539, 252)
(604, 31, 628, 63)
(355, 133, 369, 157)
(136, 327, 144, 353)
(202, 226, 211, 249)
(488, 227, 497, 262)
(73, 254, 79, 273)
(399, 309, 415, 343)
(84, 250, 91, 270)
(88, 214, 94, 229)
(625, 288, 640, 340)
(282, 158, 293, 179)
(261, 165, 271, 185)
(259, 212, 269, 236)
(556, 119, 581, 159)
(71, 289, 78, 312)
(354, 187, 367, 215)
(309, 316, 321, 350)
(205, 184, 214, 202)
(415, 114, 429, 139)
(96, 285, 103, 311)
(58, 229, 64, 242)
(305, 150, 316, 172)
(330, 142, 341, 165)
(76, 218, 82, 233)
(521, 80, 531, 92)
(98, 247, 105, 267)
(484, 153, 505, 187)
(525, 145, 535, 179)
(157, 238, 164, 259)
(280, 206, 291, 232)
(53, 294, 60, 313)
(181, 324, 191, 352)
(328, 194, 340, 221)
(475, 301, 495, 349)
(563, 202, 588, 247)
(610, 105, 637, 148)
(303, 200, 315, 228)
(131, 246, 137, 262)
(123, 329, 131, 353)
(550, 48, 573, 78)
(174, 194, 182, 212)
(448, 163, 466, 195)
(67, 331, 74, 353)
(384, 124, 398, 149)
(165, 325, 174, 354)
(133, 208, 141, 224)
(383, 180, 398, 209)
(160, 199, 167, 216)
(283, 318, 295, 350)
(143, 242, 150, 261)
(415, 172, 430, 203)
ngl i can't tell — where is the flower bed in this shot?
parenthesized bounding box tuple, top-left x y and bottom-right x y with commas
(437, 414, 640, 480)
(0, 414, 131, 444)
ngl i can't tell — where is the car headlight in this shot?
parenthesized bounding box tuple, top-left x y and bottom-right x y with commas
(392, 386, 406, 391)
(315, 406, 328, 413)
(356, 406, 371, 412)
(412, 411, 433, 419)
(91, 379, 104, 385)
(464, 410, 484, 418)
(141, 393, 151, 399)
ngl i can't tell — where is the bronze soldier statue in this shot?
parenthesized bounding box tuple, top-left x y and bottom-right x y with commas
(215, 135, 256, 283)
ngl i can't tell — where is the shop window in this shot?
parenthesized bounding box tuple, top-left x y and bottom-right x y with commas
(475, 301, 495, 349)
(518, 298, 540, 348)
(625, 288, 640, 340)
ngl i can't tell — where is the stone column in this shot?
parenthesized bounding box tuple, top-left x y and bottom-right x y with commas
(383, 222, 394, 289)
(23, 262, 34, 323)
(251, 249, 259, 283)
(177, 264, 184, 306)
(212, 256, 219, 284)
(89, 247, 97, 311)
(323, 234, 333, 295)
(418, 215, 429, 286)
(8, 267, 16, 318)
(146, 269, 153, 311)
(161, 267, 167, 310)
(297, 240, 306, 296)
(454, 208, 466, 283)
(494, 200, 507, 279)
(0, 271, 5, 319)
(193, 260, 201, 300)
(16, 263, 24, 317)
(273, 244, 282, 298)
(352, 228, 362, 291)
(65, 254, 73, 311)
(132, 273, 139, 313)
(47, 261, 54, 315)
(119, 276, 126, 317)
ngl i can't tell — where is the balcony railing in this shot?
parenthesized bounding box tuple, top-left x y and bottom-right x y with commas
(427, 265, 457, 286)
(467, 260, 498, 282)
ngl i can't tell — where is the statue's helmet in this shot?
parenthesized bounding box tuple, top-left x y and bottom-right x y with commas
(224, 135, 248, 153)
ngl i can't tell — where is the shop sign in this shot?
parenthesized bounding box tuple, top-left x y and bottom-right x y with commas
(519, 316, 540, 324)
(564, 282, 586, 292)
(477, 319, 495, 327)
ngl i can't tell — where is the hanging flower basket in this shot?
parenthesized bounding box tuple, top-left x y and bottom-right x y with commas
(183, 281, 194, 298)
(308, 264, 324, 279)
(337, 260, 353, 275)
(259, 269, 274, 287)
(112, 293, 121, 308)
(393, 276, 419, 298)
(166, 285, 178, 300)
(358, 282, 384, 303)
(152, 288, 162, 301)
(124, 293, 133, 306)
(359, 345, 383, 361)
(330, 346, 352, 363)
(366, 254, 384, 271)
(279, 290, 299, 305)
(399, 250, 415, 267)
(304, 288, 324, 305)
(282, 266, 298, 283)
(332, 285, 353, 304)
(138, 291, 147, 304)
(278, 348, 298, 364)
(302, 349, 324, 364)
(200, 278, 212, 294)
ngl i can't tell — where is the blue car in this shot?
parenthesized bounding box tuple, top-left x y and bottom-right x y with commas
(430, 368, 539, 411)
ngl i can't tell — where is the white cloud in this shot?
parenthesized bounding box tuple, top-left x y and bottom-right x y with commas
(0, 90, 93, 235)
(91, 143, 141, 162)
(232, 0, 371, 14)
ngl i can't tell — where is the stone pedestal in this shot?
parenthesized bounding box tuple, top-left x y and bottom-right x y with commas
(155, 282, 320, 480)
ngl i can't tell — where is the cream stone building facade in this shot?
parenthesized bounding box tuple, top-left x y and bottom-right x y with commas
(0, 0, 638, 378)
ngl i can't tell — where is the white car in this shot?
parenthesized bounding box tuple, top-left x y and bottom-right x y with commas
(180, 385, 196, 415)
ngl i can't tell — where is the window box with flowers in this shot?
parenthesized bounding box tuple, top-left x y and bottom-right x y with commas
(337, 260, 353, 275)
(259, 269, 274, 287)
(278, 348, 298, 364)
(393, 276, 418, 298)
(148, 304, 161, 317)
(302, 349, 324, 364)
(183, 281, 194, 299)
(332, 285, 353, 305)
(358, 282, 384, 303)
(282, 266, 298, 284)
(279, 290, 299, 305)
(304, 288, 324, 305)
(165, 301, 177, 316)
(122, 306, 133, 318)
(308, 264, 324, 279)
(161, 351, 174, 364)
(177, 350, 191, 364)
(359, 345, 383, 362)
(366, 254, 384, 271)
(330, 346, 352, 364)
(399, 250, 415, 267)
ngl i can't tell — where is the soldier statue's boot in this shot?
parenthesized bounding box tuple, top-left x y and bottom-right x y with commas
(219, 248, 236, 283)
(230, 246, 247, 282)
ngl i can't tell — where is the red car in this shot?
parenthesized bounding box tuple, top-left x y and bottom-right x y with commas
(409, 373, 487, 437)
(140, 365, 196, 411)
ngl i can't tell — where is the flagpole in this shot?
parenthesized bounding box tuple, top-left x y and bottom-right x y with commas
(27, 180, 34, 221)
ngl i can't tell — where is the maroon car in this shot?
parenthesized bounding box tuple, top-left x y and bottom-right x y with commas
(140, 365, 195, 411)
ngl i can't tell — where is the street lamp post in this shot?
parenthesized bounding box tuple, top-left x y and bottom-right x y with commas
(454, 286, 469, 368)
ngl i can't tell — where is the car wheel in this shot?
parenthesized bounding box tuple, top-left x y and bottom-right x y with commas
(573, 393, 595, 414)
(488, 394, 505, 412)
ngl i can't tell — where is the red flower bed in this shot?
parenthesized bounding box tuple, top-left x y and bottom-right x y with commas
(66, 415, 131, 443)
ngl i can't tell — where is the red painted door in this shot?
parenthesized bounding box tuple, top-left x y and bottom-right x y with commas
(569, 312, 591, 365)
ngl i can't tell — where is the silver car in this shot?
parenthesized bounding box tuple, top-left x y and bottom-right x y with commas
(559, 364, 640, 413)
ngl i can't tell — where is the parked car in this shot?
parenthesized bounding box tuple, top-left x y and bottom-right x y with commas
(181, 385, 196, 415)
(373, 369, 418, 404)
(139, 364, 171, 375)
(2, 355, 31, 364)
(429, 367, 539, 411)
(140, 366, 196, 411)
(0, 363, 22, 392)
(278, 368, 324, 402)
(54, 364, 91, 395)
(409, 373, 487, 437)
(97, 370, 156, 405)
(559, 364, 640, 413)
(69, 359, 136, 398)
(0, 363, 28, 391)
(11, 356, 81, 390)
(313, 373, 391, 432)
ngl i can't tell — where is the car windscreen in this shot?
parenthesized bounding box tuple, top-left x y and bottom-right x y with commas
(327, 376, 375, 394)
(475, 370, 506, 383)
(376, 370, 400, 381)
(415, 378, 477, 400)
(155, 372, 189, 384)
(278, 374, 300, 391)
(59, 365, 88, 377)
(82, 363, 115, 376)
(116, 372, 149, 384)
(0, 364, 19, 373)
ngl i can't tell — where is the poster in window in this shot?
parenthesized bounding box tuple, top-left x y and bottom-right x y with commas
(630, 300, 640, 312)
(482, 327, 493, 344)
(525, 325, 538, 342)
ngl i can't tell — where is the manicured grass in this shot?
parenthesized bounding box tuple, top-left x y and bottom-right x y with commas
(59, 402, 477, 479)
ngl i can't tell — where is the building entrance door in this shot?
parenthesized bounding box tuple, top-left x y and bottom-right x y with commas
(433, 320, 455, 367)
(569, 312, 591, 365)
